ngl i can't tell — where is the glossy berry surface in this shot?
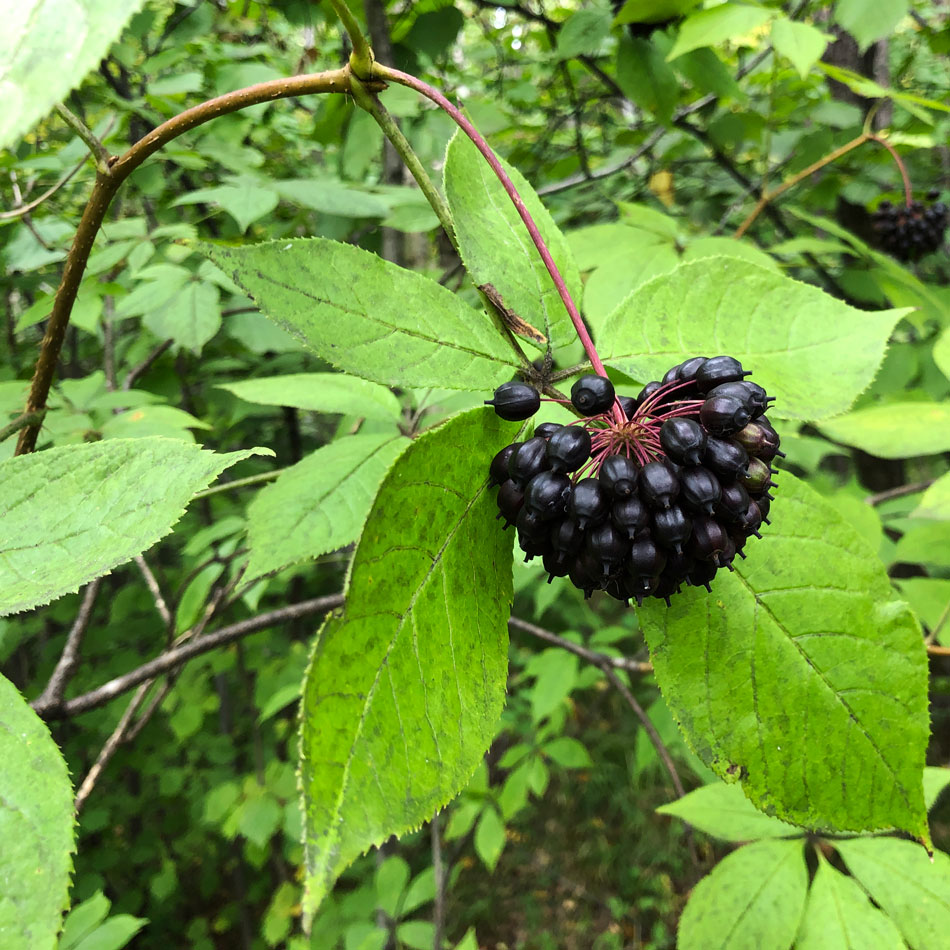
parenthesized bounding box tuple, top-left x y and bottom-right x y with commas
(486, 351, 779, 604)
(485, 381, 541, 421)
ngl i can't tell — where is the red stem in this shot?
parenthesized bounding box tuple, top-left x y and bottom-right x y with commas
(374, 65, 622, 420)
(869, 135, 913, 207)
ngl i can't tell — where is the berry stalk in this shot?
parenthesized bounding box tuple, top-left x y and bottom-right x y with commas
(868, 135, 913, 207)
(372, 65, 611, 385)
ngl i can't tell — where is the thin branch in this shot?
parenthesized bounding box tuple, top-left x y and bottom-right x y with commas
(0, 158, 86, 220)
(925, 599, 950, 647)
(16, 66, 380, 455)
(0, 409, 46, 444)
(928, 643, 950, 657)
(121, 338, 173, 390)
(39, 595, 346, 719)
(865, 479, 934, 506)
(193, 469, 284, 499)
(134, 555, 172, 628)
(32, 580, 102, 714)
(54, 103, 112, 174)
(508, 616, 653, 674)
(431, 812, 445, 949)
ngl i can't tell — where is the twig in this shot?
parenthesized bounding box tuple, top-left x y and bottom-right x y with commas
(431, 812, 445, 949)
(0, 409, 46, 444)
(925, 599, 950, 647)
(32, 580, 101, 714)
(38, 594, 346, 719)
(194, 469, 284, 499)
(121, 338, 173, 390)
(135, 555, 172, 628)
(865, 480, 935, 506)
(508, 616, 653, 674)
(928, 643, 950, 657)
(55, 104, 111, 174)
(16, 66, 381, 455)
(0, 158, 86, 220)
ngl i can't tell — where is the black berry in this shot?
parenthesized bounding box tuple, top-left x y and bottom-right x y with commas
(571, 375, 616, 415)
(485, 381, 540, 421)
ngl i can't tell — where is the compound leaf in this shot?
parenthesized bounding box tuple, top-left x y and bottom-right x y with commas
(601, 257, 909, 421)
(0, 674, 74, 950)
(0, 0, 147, 149)
(203, 239, 519, 391)
(678, 839, 808, 950)
(246, 433, 409, 580)
(835, 837, 950, 950)
(0, 439, 266, 616)
(299, 410, 518, 920)
(444, 131, 580, 353)
(639, 472, 929, 841)
(795, 854, 905, 950)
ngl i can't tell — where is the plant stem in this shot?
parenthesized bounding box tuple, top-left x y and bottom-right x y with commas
(326, 0, 374, 75)
(55, 103, 112, 174)
(868, 135, 914, 206)
(16, 67, 375, 455)
(0, 409, 46, 443)
(372, 64, 610, 385)
(194, 469, 284, 499)
(735, 133, 869, 238)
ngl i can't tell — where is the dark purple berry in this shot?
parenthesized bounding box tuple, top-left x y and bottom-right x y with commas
(542, 549, 572, 582)
(639, 461, 680, 510)
(617, 395, 637, 419)
(635, 381, 663, 409)
(571, 375, 616, 415)
(708, 381, 772, 417)
(628, 538, 666, 577)
(716, 481, 751, 523)
(569, 478, 610, 530)
(734, 419, 782, 462)
(534, 422, 563, 440)
(496, 479, 524, 527)
(612, 495, 650, 539)
(587, 522, 629, 577)
(700, 395, 752, 437)
(687, 559, 719, 591)
(485, 381, 540, 421)
(678, 356, 708, 383)
(660, 418, 707, 465)
(688, 517, 729, 561)
(653, 505, 691, 553)
(737, 500, 764, 536)
(695, 356, 750, 393)
(703, 437, 749, 480)
(741, 457, 774, 494)
(489, 444, 518, 486)
(516, 506, 550, 540)
(524, 471, 572, 519)
(551, 517, 585, 554)
(600, 454, 639, 498)
(508, 437, 550, 488)
(547, 426, 592, 473)
(679, 466, 722, 515)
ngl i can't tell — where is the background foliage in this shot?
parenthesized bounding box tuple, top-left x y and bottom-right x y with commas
(2, 0, 950, 947)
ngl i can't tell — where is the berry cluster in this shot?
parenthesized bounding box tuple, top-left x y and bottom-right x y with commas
(485, 357, 781, 606)
(871, 197, 948, 260)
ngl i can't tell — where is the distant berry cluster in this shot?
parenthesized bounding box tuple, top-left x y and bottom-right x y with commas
(485, 358, 781, 606)
(871, 196, 947, 260)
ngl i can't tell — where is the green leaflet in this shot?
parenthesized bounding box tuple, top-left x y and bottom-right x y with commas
(601, 257, 910, 421)
(443, 130, 581, 353)
(657, 782, 800, 842)
(0, 439, 267, 616)
(0, 674, 74, 950)
(677, 839, 808, 950)
(217, 373, 402, 421)
(795, 854, 906, 950)
(0, 0, 147, 149)
(639, 472, 929, 841)
(667, 4, 774, 61)
(835, 837, 950, 949)
(298, 410, 519, 920)
(203, 238, 519, 390)
(818, 402, 950, 458)
(246, 433, 410, 580)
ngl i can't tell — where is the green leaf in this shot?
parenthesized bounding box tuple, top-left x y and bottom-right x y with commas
(769, 18, 829, 79)
(835, 837, 950, 949)
(396, 921, 437, 950)
(0, 439, 266, 616)
(894, 578, 950, 636)
(657, 782, 800, 842)
(542, 737, 593, 769)
(272, 179, 391, 219)
(912, 473, 950, 520)
(375, 856, 410, 918)
(0, 674, 74, 950)
(681, 237, 778, 271)
(616, 35, 679, 125)
(0, 0, 147, 149)
(601, 257, 909, 421)
(817, 403, 950, 458)
(527, 648, 579, 722)
(924, 767, 950, 811)
(933, 326, 950, 383)
(613, 0, 702, 27)
(443, 130, 581, 352)
(142, 281, 221, 354)
(173, 184, 278, 232)
(795, 855, 905, 950)
(218, 373, 401, 421)
(667, 4, 774, 61)
(100, 405, 209, 442)
(556, 7, 612, 59)
(70, 915, 147, 950)
(245, 434, 409, 579)
(58, 893, 110, 950)
(639, 472, 929, 841)
(299, 410, 517, 920)
(202, 238, 519, 390)
(835, 0, 908, 51)
(617, 202, 681, 239)
(583, 243, 679, 327)
(677, 839, 808, 950)
(474, 806, 506, 871)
